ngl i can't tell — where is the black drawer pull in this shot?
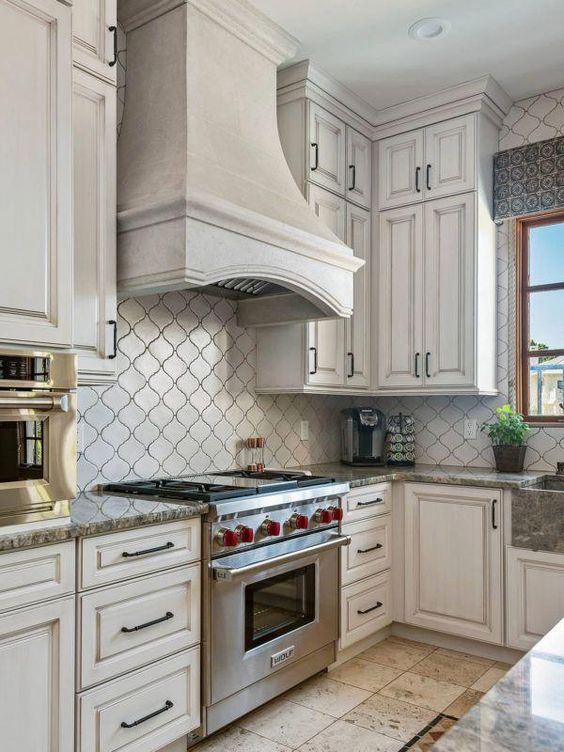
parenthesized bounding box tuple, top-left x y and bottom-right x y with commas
(426, 163, 432, 191)
(108, 319, 118, 359)
(415, 166, 421, 193)
(122, 541, 174, 558)
(309, 346, 318, 375)
(425, 352, 431, 378)
(121, 700, 174, 729)
(357, 602, 383, 615)
(347, 351, 354, 378)
(109, 25, 118, 67)
(492, 499, 498, 530)
(357, 543, 383, 554)
(311, 142, 319, 170)
(349, 164, 356, 191)
(414, 351, 420, 377)
(357, 498, 383, 507)
(121, 611, 174, 633)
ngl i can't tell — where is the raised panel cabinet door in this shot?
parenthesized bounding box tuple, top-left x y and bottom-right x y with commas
(346, 127, 371, 209)
(377, 130, 424, 210)
(307, 102, 346, 195)
(404, 483, 502, 644)
(0, 0, 72, 347)
(73, 69, 117, 384)
(378, 205, 424, 389)
(73, 0, 117, 83)
(345, 204, 370, 388)
(424, 114, 476, 199)
(423, 193, 475, 388)
(0, 596, 74, 752)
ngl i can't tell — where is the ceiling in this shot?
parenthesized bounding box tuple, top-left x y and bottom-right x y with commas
(251, 0, 564, 111)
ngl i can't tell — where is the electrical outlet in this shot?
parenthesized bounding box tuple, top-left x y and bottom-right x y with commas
(300, 420, 309, 441)
(463, 419, 478, 440)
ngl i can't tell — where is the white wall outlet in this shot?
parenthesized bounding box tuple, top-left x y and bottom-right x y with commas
(463, 419, 478, 440)
(300, 420, 309, 441)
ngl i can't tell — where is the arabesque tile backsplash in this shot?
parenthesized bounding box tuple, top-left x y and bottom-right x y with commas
(77, 86, 564, 492)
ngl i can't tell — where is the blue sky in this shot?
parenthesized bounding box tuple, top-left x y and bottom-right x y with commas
(529, 222, 564, 351)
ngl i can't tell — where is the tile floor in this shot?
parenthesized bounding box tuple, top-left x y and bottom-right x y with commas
(193, 637, 512, 752)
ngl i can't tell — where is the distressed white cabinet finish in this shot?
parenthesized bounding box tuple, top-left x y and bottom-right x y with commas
(0, 596, 75, 752)
(345, 205, 371, 388)
(378, 130, 424, 210)
(404, 483, 503, 644)
(73, 68, 117, 383)
(346, 127, 371, 209)
(340, 571, 392, 650)
(307, 102, 347, 195)
(307, 183, 346, 240)
(0, 0, 72, 347)
(506, 547, 564, 651)
(73, 0, 117, 83)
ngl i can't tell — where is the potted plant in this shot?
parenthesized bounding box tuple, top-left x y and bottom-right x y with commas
(481, 404, 530, 473)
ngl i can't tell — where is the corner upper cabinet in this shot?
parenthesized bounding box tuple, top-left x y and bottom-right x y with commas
(73, 68, 118, 384)
(346, 127, 372, 209)
(73, 0, 118, 83)
(378, 130, 424, 209)
(0, 0, 73, 348)
(307, 103, 347, 195)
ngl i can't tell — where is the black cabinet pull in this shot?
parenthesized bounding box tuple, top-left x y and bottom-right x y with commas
(357, 602, 383, 615)
(121, 611, 174, 633)
(357, 544, 383, 554)
(426, 163, 432, 191)
(309, 346, 318, 375)
(492, 499, 498, 530)
(349, 164, 356, 191)
(415, 352, 420, 378)
(109, 25, 118, 67)
(311, 142, 319, 170)
(108, 319, 118, 359)
(121, 700, 174, 729)
(425, 352, 431, 378)
(415, 166, 421, 193)
(347, 351, 354, 378)
(357, 498, 382, 507)
(122, 541, 174, 558)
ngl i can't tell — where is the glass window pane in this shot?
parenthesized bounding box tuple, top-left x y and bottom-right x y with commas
(528, 356, 564, 416)
(529, 222, 564, 286)
(529, 289, 564, 351)
(0, 420, 44, 481)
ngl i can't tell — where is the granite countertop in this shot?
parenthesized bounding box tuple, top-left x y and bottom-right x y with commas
(432, 617, 564, 751)
(512, 487, 564, 553)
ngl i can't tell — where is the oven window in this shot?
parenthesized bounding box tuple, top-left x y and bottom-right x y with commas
(244, 565, 315, 651)
(0, 420, 44, 482)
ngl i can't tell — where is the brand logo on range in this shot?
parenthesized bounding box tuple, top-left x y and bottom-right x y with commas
(271, 646, 295, 668)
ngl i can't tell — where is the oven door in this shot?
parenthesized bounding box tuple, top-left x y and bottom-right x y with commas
(209, 530, 349, 705)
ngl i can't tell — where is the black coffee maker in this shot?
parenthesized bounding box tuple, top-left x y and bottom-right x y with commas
(341, 407, 386, 466)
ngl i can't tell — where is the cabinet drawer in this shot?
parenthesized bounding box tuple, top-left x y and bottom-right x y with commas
(343, 483, 391, 524)
(80, 518, 201, 589)
(79, 564, 200, 688)
(78, 646, 200, 752)
(341, 515, 391, 586)
(0, 541, 75, 613)
(340, 571, 392, 649)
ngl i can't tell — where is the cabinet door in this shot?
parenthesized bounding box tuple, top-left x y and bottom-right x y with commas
(345, 204, 370, 388)
(73, 69, 117, 384)
(346, 127, 371, 209)
(378, 130, 423, 210)
(0, 0, 72, 347)
(423, 193, 475, 388)
(0, 597, 74, 752)
(424, 114, 475, 199)
(73, 0, 117, 83)
(378, 205, 424, 389)
(307, 102, 346, 195)
(404, 483, 502, 644)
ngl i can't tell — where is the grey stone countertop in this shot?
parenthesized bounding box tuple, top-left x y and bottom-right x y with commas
(512, 487, 564, 553)
(432, 616, 564, 751)
(293, 461, 545, 490)
(0, 491, 208, 553)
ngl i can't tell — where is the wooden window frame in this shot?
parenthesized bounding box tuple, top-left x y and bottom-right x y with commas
(516, 209, 564, 424)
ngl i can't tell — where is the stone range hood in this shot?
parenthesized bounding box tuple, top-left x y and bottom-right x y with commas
(117, 0, 363, 326)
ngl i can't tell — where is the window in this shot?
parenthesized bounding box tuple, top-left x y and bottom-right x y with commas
(517, 211, 564, 422)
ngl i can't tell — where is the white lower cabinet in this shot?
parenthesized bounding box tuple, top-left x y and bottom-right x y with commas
(404, 483, 503, 644)
(340, 572, 392, 649)
(341, 515, 391, 586)
(0, 596, 75, 752)
(506, 547, 564, 651)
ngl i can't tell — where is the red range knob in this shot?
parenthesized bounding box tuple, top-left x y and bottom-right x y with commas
(216, 528, 239, 547)
(330, 507, 344, 522)
(290, 513, 309, 530)
(314, 508, 333, 524)
(261, 519, 281, 537)
(237, 525, 254, 543)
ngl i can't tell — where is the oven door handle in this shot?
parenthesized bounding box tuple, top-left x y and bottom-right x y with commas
(0, 394, 70, 412)
(212, 534, 351, 582)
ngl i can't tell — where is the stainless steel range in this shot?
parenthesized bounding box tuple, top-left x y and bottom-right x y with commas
(105, 470, 350, 736)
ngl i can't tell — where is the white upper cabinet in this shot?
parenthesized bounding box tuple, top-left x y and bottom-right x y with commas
(345, 204, 371, 388)
(346, 127, 372, 209)
(0, 0, 73, 347)
(73, 68, 117, 384)
(378, 130, 424, 209)
(307, 182, 346, 239)
(307, 102, 347, 195)
(73, 0, 117, 83)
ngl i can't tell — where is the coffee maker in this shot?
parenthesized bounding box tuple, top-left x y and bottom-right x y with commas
(341, 407, 386, 466)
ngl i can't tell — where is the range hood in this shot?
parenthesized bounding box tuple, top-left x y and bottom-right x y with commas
(117, 0, 363, 326)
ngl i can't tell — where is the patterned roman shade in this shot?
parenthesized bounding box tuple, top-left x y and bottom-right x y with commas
(493, 135, 564, 220)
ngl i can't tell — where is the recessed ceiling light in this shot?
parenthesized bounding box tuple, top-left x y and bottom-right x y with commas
(408, 17, 451, 41)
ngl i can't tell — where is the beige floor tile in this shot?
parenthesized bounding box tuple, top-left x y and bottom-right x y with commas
(494, 661, 513, 671)
(470, 666, 507, 692)
(192, 725, 293, 752)
(444, 688, 484, 719)
(434, 647, 496, 667)
(240, 698, 334, 748)
(410, 651, 490, 687)
(286, 674, 371, 718)
(361, 638, 435, 671)
(329, 657, 402, 692)
(379, 671, 465, 712)
(298, 719, 404, 752)
(344, 694, 437, 742)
